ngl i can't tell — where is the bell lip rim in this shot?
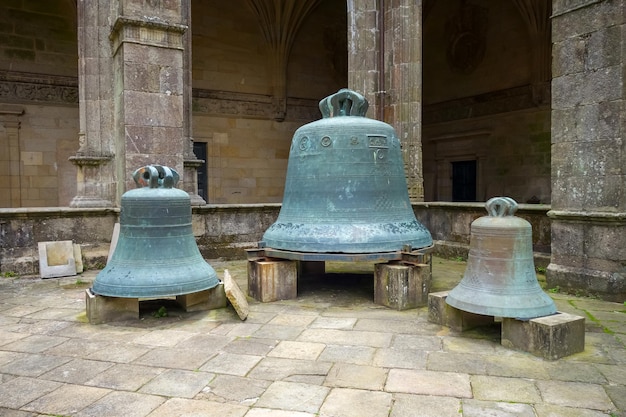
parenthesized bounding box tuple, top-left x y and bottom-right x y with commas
(90, 279, 220, 298)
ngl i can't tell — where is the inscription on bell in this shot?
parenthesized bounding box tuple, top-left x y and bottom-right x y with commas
(368, 135, 388, 148)
(299, 136, 310, 151)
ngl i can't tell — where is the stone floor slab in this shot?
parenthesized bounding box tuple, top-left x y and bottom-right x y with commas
(319, 388, 392, 417)
(256, 380, 330, 413)
(461, 399, 536, 417)
(0, 376, 62, 409)
(147, 398, 248, 417)
(317, 344, 376, 365)
(298, 328, 392, 348)
(247, 357, 332, 382)
(21, 383, 109, 415)
(201, 374, 271, 405)
(40, 358, 114, 384)
(324, 363, 387, 390)
(200, 352, 263, 376)
(133, 347, 215, 370)
(536, 380, 615, 411)
(372, 347, 428, 369)
(1, 334, 67, 353)
(245, 408, 316, 417)
(390, 393, 462, 417)
(139, 368, 214, 398)
(385, 368, 472, 398)
(471, 375, 541, 403)
(0, 353, 72, 377)
(85, 363, 164, 391)
(75, 391, 165, 417)
(268, 340, 326, 360)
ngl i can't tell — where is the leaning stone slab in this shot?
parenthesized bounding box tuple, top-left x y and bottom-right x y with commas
(224, 269, 249, 320)
(501, 312, 585, 360)
(38, 241, 77, 278)
(85, 288, 139, 324)
(427, 291, 494, 331)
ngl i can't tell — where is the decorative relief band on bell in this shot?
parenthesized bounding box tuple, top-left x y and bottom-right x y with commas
(133, 164, 180, 189)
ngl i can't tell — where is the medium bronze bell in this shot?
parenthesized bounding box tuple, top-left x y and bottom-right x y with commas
(262, 89, 432, 254)
(93, 165, 219, 298)
(446, 197, 556, 319)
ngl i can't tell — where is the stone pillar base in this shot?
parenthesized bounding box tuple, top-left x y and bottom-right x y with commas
(428, 291, 585, 359)
(427, 291, 494, 331)
(85, 289, 139, 325)
(501, 312, 585, 360)
(247, 258, 297, 302)
(176, 283, 226, 312)
(374, 261, 431, 310)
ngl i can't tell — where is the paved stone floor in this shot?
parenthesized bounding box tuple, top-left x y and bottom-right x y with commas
(0, 257, 624, 417)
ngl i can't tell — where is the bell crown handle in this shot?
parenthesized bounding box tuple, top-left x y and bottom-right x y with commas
(485, 196, 518, 217)
(132, 164, 180, 189)
(319, 88, 369, 118)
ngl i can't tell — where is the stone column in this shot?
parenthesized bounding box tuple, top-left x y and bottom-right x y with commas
(71, 0, 190, 207)
(348, 0, 425, 201)
(70, 0, 115, 207)
(109, 0, 187, 202)
(181, 0, 205, 206)
(0, 105, 24, 208)
(386, 1, 423, 201)
(548, 0, 626, 302)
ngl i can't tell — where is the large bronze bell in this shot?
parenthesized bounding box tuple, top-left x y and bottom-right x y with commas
(93, 165, 219, 298)
(446, 197, 556, 319)
(262, 89, 432, 254)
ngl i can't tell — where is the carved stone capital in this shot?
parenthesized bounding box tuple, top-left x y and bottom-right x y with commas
(69, 154, 113, 167)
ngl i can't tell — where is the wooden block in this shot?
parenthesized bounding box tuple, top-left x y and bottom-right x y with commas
(176, 283, 226, 312)
(247, 259, 297, 302)
(427, 291, 494, 331)
(501, 312, 585, 360)
(374, 262, 431, 310)
(85, 289, 139, 324)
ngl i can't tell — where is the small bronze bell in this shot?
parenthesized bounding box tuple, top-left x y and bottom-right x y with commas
(262, 88, 432, 254)
(446, 197, 556, 319)
(93, 165, 219, 298)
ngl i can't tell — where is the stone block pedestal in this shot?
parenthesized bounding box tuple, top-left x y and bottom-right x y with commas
(247, 258, 297, 302)
(176, 283, 226, 312)
(428, 291, 494, 331)
(85, 289, 139, 324)
(86, 284, 227, 324)
(427, 291, 585, 359)
(374, 261, 431, 310)
(501, 312, 585, 360)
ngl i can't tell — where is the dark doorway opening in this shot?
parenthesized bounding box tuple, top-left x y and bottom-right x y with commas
(193, 142, 208, 202)
(452, 160, 477, 202)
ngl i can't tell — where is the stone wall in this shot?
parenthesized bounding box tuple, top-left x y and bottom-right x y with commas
(0, 0, 80, 208)
(421, 1, 551, 205)
(423, 106, 551, 204)
(190, 1, 347, 204)
(0, 0, 77, 77)
(0, 203, 551, 276)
